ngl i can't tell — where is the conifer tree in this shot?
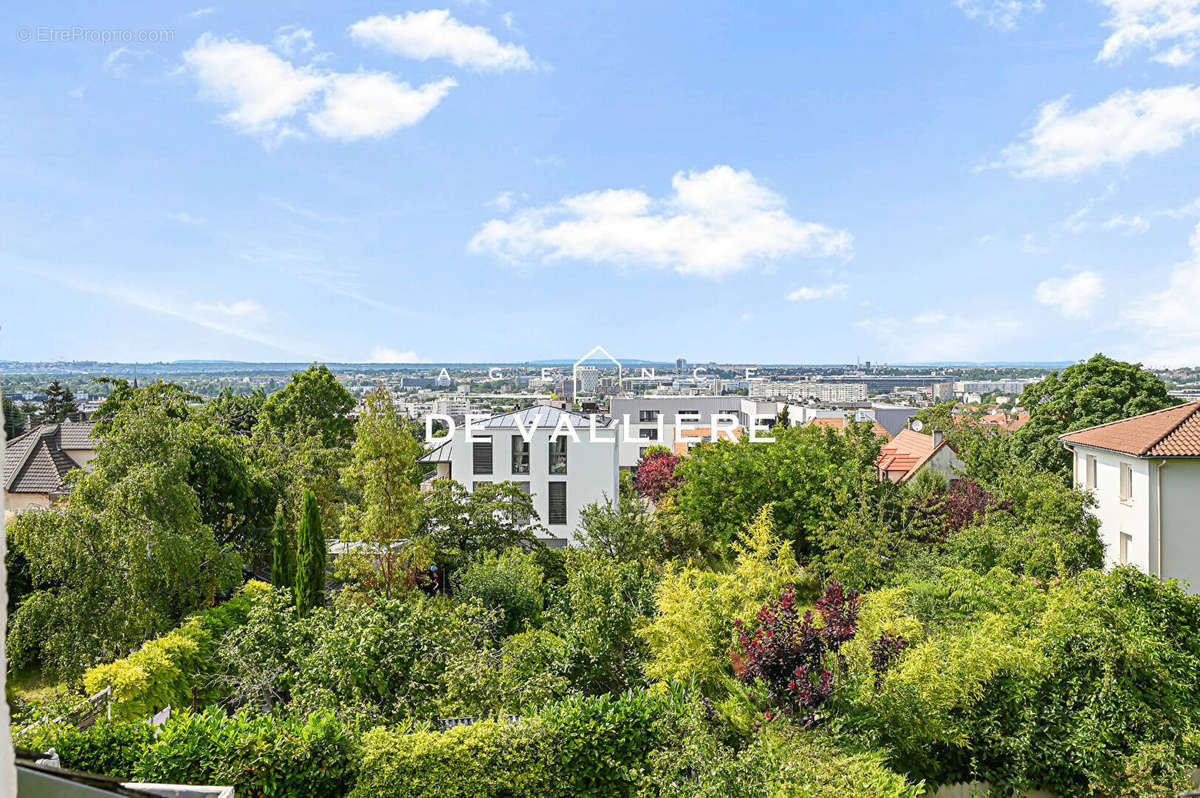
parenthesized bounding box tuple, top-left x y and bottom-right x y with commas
(41, 380, 78, 424)
(295, 490, 325, 616)
(270, 508, 295, 590)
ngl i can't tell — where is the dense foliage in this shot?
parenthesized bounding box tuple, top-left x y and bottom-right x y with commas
(11, 354, 1200, 798)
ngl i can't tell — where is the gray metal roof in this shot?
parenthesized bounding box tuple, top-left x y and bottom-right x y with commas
(417, 439, 453, 463)
(476, 404, 615, 429)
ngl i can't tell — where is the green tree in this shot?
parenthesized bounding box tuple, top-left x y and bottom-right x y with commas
(1013, 353, 1176, 476)
(338, 388, 424, 598)
(420, 480, 543, 577)
(203, 387, 266, 436)
(3, 393, 28, 439)
(7, 399, 242, 677)
(253, 365, 355, 539)
(270, 509, 295, 589)
(672, 422, 886, 555)
(40, 379, 79, 423)
(256, 363, 355, 449)
(295, 490, 326, 616)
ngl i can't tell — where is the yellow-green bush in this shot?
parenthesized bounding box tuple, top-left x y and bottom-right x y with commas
(352, 719, 558, 798)
(642, 507, 817, 694)
(83, 580, 270, 719)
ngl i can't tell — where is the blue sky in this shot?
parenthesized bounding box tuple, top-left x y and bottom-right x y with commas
(4, 1, 1200, 365)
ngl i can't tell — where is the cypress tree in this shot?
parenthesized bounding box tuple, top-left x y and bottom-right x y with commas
(295, 490, 325, 616)
(270, 508, 295, 590)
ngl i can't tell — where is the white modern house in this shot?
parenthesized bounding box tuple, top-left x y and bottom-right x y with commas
(1060, 401, 1200, 590)
(418, 404, 620, 545)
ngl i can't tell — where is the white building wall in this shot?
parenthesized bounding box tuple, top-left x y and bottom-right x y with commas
(445, 424, 619, 544)
(1071, 445, 1154, 574)
(1159, 459, 1200, 590)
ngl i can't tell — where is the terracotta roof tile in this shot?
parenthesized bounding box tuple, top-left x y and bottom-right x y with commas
(805, 416, 892, 440)
(875, 429, 957, 481)
(1059, 401, 1200, 457)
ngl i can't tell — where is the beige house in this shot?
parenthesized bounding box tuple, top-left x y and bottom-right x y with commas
(875, 429, 963, 483)
(1060, 401, 1200, 591)
(4, 420, 98, 511)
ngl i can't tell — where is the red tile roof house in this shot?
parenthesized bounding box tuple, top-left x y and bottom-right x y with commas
(1060, 401, 1200, 591)
(875, 429, 964, 484)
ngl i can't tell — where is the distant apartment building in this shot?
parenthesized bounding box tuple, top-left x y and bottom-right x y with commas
(608, 395, 779, 469)
(932, 382, 956, 403)
(953, 379, 1038, 395)
(749, 380, 868, 403)
(417, 405, 619, 545)
(1060, 401, 1200, 591)
(576, 366, 600, 394)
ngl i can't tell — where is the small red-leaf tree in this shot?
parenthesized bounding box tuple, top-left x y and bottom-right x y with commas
(633, 446, 681, 502)
(734, 579, 862, 725)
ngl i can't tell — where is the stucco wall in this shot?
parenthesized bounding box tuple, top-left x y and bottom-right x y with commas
(2, 492, 52, 512)
(1161, 459, 1200, 591)
(1071, 446, 1155, 574)
(447, 424, 619, 543)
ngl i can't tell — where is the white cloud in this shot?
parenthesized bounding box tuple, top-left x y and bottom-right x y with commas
(1096, 0, 1200, 66)
(104, 47, 151, 77)
(954, 0, 1043, 30)
(1125, 222, 1200, 365)
(999, 86, 1200, 178)
(68, 85, 86, 99)
(309, 73, 455, 141)
(1164, 194, 1200, 217)
(272, 25, 315, 57)
(166, 211, 204, 225)
(487, 191, 516, 211)
(787, 282, 849, 301)
(855, 311, 1019, 361)
(1034, 270, 1105, 317)
(469, 165, 853, 278)
(368, 346, 424, 363)
(182, 34, 326, 142)
(1102, 213, 1151, 233)
(349, 10, 534, 71)
(182, 34, 454, 144)
(190, 7, 216, 18)
(193, 299, 264, 317)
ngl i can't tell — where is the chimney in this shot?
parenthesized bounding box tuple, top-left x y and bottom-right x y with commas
(932, 429, 944, 446)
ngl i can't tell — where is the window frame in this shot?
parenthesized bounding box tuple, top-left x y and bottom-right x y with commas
(511, 434, 530, 475)
(1119, 461, 1132, 503)
(549, 435, 568, 475)
(547, 481, 567, 525)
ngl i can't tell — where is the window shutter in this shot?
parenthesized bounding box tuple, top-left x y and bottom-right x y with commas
(473, 439, 493, 474)
(548, 482, 567, 525)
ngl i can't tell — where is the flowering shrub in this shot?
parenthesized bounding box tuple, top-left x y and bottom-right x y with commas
(633, 447, 681, 502)
(735, 580, 861, 724)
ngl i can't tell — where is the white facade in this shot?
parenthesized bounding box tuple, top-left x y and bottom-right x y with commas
(750, 380, 867, 403)
(421, 405, 620, 544)
(1068, 444, 1200, 590)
